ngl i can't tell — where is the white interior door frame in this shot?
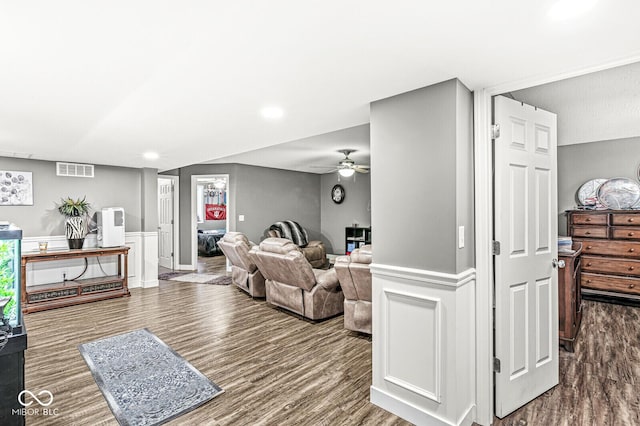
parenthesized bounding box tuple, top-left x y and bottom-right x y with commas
(190, 174, 230, 270)
(158, 175, 180, 270)
(170, 175, 180, 269)
(473, 54, 640, 426)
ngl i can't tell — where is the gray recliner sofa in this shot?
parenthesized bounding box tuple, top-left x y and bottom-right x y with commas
(266, 220, 327, 268)
(216, 232, 266, 297)
(249, 237, 343, 320)
(334, 245, 372, 334)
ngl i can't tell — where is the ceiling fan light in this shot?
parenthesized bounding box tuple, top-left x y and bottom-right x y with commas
(338, 168, 355, 177)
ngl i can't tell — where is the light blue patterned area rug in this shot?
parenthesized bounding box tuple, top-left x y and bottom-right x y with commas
(78, 328, 223, 426)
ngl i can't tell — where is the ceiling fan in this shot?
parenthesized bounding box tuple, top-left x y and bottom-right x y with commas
(323, 149, 370, 177)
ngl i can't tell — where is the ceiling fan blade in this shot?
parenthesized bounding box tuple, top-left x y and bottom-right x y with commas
(354, 168, 369, 174)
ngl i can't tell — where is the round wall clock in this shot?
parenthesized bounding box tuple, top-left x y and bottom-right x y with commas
(331, 184, 345, 204)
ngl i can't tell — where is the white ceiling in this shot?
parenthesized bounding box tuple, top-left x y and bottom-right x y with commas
(1, 1, 640, 172)
(509, 61, 640, 146)
(206, 124, 370, 174)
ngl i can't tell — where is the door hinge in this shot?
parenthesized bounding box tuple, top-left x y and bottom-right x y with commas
(491, 124, 501, 139)
(171, 252, 174, 257)
(492, 240, 501, 255)
(171, 219, 174, 225)
(493, 357, 501, 373)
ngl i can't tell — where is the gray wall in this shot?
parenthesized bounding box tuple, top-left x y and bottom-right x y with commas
(370, 78, 474, 274)
(0, 157, 155, 237)
(320, 173, 371, 254)
(558, 136, 640, 234)
(455, 80, 475, 272)
(141, 167, 159, 233)
(164, 163, 321, 266)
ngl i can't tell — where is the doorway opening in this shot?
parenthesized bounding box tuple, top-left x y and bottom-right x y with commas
(476, 59, 640, 425)
(190, 174, 230, 272)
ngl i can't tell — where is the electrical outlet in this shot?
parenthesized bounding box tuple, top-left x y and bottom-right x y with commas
(458, 226, 465, 249)
(62, 271, 67, 281)
(239, 215, 245, 222)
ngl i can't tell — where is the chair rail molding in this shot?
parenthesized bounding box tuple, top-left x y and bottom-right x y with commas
(370, 264, 476, 426)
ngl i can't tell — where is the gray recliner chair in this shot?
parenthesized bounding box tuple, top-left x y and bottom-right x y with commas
(216, 232, 266, 297)
(266, 220, 327, 268)
(334, 245, 372, 334)
(249, 237, 343, 320)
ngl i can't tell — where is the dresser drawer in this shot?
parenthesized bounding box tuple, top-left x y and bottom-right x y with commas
(571, 213, 608, 225)
(577, 239, 640, 258)
(610, 214, 640, 226)
(581, 272, 640, 295)
(611, 227, 640, 240)
(581, 255, 640, 276)
(571, 226, 608, 239)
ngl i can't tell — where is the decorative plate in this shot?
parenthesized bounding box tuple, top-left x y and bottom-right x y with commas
(577, 178, 607, 206)
(596, 178, 640, 210)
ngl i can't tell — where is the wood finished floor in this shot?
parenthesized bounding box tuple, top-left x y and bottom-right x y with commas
(24, 254, 640, 426)
(493, 299, 640, 426)
(23, 254, 410, 426)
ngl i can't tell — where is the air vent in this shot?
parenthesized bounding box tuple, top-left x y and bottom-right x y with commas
(56, 162, 95, 178)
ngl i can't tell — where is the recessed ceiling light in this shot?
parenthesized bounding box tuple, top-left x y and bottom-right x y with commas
(261, 106, 284, 120)
(549, 0, 597, 20)
(143, 151, 159, 160)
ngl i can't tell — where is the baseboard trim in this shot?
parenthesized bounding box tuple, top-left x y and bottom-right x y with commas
(371, 386, 476, 426)
(370, 264, 476, 289)
(142, 279, 159, 288)
(176, 264, 195, 271)
(371, 386, 449, 426)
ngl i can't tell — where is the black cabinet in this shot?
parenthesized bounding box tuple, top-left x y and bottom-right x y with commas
(0, 331, 26, 425)
(345, 227, 371, 254)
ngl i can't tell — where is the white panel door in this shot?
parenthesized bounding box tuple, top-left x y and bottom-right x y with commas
(158, 178, 174, 269)
(494, 95, 558, 418)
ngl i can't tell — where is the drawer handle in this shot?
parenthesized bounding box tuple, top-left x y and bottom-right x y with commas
(585, 231, 591, 235)
(630, 267, 635, 271)
(630, 248, 636, 252)
(587, 245, 593, 249)
(587, 262, 592, 266)
(629, 218, 635, 222)
(630, 284, 636, 289)
(587, 279, 592, 283)
(630, 232, 635, 236)
(586, 218, 591, 222)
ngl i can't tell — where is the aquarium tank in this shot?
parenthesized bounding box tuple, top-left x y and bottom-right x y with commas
(0, 223, 22, 335)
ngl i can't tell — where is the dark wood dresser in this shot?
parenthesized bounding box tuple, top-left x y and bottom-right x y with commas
(558, 242, 582, 352)
(567, 210, 640, 304)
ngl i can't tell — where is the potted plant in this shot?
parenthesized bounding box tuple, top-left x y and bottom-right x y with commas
(58, 196, 91, 249)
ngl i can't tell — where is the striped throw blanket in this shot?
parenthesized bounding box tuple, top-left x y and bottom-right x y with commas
(269, 220, 309, 248)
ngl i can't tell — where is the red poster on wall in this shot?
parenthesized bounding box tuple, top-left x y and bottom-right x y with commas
(205, 204, 226, 220)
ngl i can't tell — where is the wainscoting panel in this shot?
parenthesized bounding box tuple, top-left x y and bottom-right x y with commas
(370, 264, 476, 426)
(141, 232, 159, 288)
(384, 289, 441, 403)
(22, 232, 158, 289)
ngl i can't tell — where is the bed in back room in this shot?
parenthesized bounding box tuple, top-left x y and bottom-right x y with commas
(197, 229, 226, 256)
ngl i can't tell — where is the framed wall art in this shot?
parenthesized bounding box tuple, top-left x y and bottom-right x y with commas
(0, 171, 33, 205)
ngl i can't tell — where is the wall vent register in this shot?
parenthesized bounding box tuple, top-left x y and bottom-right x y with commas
(56, 162, 95, 178)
